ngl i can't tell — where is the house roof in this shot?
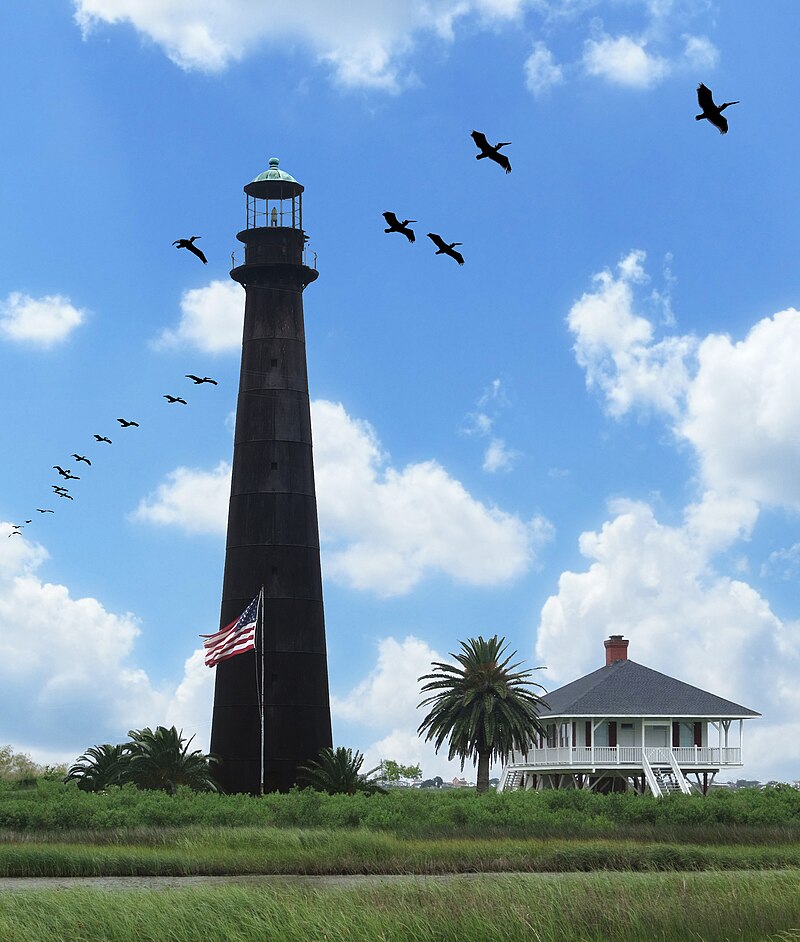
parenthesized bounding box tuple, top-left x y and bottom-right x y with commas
(539, 659, 760, 718)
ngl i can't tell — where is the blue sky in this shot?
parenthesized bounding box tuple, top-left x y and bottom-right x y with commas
(1, 0, 799, 783)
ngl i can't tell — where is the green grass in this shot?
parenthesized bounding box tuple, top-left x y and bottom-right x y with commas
(2, 826, 800, 876)
(2, 872, 800, 941)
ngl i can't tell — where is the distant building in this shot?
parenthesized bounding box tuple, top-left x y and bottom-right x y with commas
(498, 635, 760, 796)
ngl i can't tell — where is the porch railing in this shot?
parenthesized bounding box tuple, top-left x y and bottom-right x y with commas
(507, 746, 742, 768)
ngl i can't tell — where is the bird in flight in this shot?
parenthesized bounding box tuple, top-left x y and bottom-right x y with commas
(8, 531, 20, 537)
(53, 466, 72, 478)
(94, 434, 112, 444)
(185, 374, 218, 385)
(382, 212, 416, 243)
(164, 394, 188, 404)
(470, 130, 512, 173)
(117, 418, 139, 428)
(173, 236, 207, 264)
(72, 454, 91, 465)
(36, 508, 55, 513)
(696, 83, 739, 134)
(427, 232, 465, 266)
(56, 492, 74, 500)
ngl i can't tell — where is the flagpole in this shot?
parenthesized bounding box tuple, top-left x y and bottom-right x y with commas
(259, 585, 265, 796)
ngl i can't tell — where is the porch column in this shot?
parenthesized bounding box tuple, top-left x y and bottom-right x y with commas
(739, 719, 743, 763)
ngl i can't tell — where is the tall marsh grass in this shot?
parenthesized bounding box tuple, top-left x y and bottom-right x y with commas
(1, 872, 800, 941)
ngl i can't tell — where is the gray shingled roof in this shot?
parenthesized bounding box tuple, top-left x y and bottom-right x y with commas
(539, 659, 760, 718)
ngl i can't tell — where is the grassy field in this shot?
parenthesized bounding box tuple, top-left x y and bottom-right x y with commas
(3, 825, 800, 877)
(1, 872, 800, 941)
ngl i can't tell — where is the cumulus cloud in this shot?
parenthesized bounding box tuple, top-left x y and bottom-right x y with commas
(483, 438, 516, 473)
(134, 399, 551, 595)
(0, 524, 165, 748)
(153, 280, 243, 354)
(679, 310, 800, 511)
(524, 41, 564, 95)
(133, 461, 231, 534)
(567, 250, 697, 418)
(582, 34, 670, 87)
(535, 497, 800, 780)
(74, 0, 523, 90)
(0, 292, 86, 348)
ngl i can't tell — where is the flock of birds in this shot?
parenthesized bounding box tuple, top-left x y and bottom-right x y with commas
(7, 85, 737, 538)
(8, 351, 218, 536)
(382, 87, 738, 266)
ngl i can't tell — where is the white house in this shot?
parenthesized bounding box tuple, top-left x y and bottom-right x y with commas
(498, 635, 760, 797)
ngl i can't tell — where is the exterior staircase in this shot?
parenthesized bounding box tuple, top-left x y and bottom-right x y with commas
(497, 768, 524, 792)
(650, 766, 684, 795)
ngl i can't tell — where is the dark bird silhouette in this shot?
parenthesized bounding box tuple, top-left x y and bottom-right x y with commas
(53, 466, 71, 478)
(173, 236, 207, 264)
(185, 374, 218, 385)
(52, 485, 67, 493)
(72, 454, 91, 465)
(8, 531, 20, 537)
(24, 520, 32, 524)
(94, 434, 112, 444)
(696, 83, 739, 134)
(10, 524, 22, 530)
(56, 492, 74, 500)
(382, 212, 416, 243)
(470, 130, 512, 173)
(37, 508, 55, 513)
(117, 418, 139, 428)
(426, 232, 465, 266)
(164, 395, 188, 404)
(64, 472, 80, 480)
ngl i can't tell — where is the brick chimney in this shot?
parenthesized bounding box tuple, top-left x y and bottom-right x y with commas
(604, 634, 629, 666)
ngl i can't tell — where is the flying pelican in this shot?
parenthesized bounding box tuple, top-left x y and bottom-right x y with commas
(185, 374, 218, 385)
(470, 130, 512, 173)
(382, 212, 416, 243)
(164, 395, 188, 404)
(94, 434, 112, 444)
(72, 454, 91, 465)
(53, 466, 71, 478)
(696, 84, 739, 134)
(117, 418, 139, 428)
(36, 509, 55, 513)
(173, 236, 208, 264)
(426, 232, 465, 266)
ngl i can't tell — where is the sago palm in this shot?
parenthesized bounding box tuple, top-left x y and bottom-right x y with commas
(125, 726, 220, 795)
(417, 635, 548, 793)
(65, 743, 130, 792)
(296, 746, 386, 795)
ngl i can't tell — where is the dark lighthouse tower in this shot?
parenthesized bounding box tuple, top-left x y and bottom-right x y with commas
(210, 157, 332, 794)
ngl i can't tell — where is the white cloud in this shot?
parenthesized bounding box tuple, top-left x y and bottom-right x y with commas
(567, 250, 696, 418)
(680, 310, 800, 512)
(583, 34, 670, 87)
(483, 438, 516, 472)
(682, 33, 718, 70)
(74, 0, 523, 90)
(0, 525, 168, 750)
(535, 498, 800, 780)
(134, 400, 551, 596)
(0, 292, 86, 348)
(524, 41, 564, 95)
(133, 461, 231, 534)
(153, 280, 243, 354)
(761, 543, 800, 581)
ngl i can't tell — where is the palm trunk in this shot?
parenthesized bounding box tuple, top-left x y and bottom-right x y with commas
(476, 750, 491, 794)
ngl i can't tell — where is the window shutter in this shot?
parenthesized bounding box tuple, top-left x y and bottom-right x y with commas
(572, 721, 576, 746)
(608, 721, 617, 748)
(672, 722, 680, 748)
(585, 721, 592, 747)
(693, 722, 702, 747)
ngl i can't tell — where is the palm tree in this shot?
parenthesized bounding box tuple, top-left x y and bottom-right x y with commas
(124, 726, 220, 795)
(65, 743, 130, 792)
(296, 747, 386, 795)
(417, 635, 548, 793)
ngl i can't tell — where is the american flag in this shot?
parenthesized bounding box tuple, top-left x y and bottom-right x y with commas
(201, 594, 260, 668)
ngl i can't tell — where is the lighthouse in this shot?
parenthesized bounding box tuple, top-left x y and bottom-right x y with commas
(210, 158, 332, 794)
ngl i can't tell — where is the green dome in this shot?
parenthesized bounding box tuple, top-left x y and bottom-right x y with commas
(245, 157, 304, 199)
(251, 157, 298, 185)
